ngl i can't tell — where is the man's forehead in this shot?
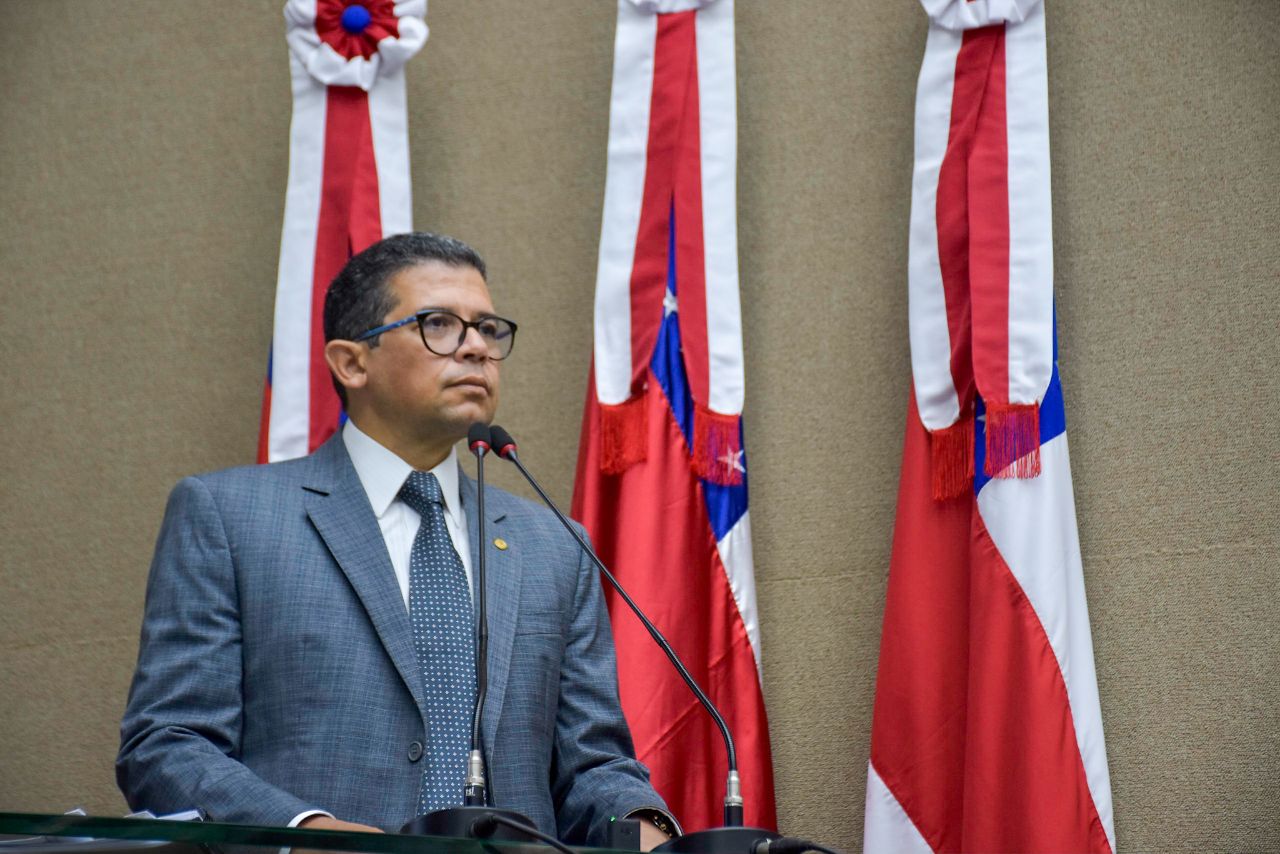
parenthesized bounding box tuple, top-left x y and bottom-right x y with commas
(388, 261, 493, 310)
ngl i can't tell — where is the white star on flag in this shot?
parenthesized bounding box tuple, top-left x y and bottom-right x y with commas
(718, 448, 746, 474)
(663, 287, 678, 317)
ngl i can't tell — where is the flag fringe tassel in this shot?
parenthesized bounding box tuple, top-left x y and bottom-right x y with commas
(692, 403, 743, 486)
(985, 401, 1041, 478)
(600, 394, 648, 474)
(930, 413, 974, 500)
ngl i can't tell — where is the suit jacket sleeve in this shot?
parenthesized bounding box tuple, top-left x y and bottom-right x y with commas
(117, 476, 316, 825)
(550, 522, 671, 845)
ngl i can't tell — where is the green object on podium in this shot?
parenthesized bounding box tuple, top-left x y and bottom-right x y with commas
(0, 812, 633, 854)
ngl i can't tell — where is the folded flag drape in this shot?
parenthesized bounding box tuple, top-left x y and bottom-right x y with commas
(572, 0, 776, 833)
(908, 0, 1054, 498)
(259, 0, 426, 462)
(863, 3, 1116, 851)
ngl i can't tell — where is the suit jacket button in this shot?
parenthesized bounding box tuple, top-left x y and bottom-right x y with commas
(408, 741, 424, 762)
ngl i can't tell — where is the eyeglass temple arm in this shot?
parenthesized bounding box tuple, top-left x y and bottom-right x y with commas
(354, 314, 419, 342)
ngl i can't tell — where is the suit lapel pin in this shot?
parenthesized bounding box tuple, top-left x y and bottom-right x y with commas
(493, 538, 508, 551)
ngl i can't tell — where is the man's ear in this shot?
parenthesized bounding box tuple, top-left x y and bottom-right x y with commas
(324, 339, 368, 396)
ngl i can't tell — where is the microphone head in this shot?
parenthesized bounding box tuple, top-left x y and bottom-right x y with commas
(489, 424, 517, 459)
(467, 422, 492, 455)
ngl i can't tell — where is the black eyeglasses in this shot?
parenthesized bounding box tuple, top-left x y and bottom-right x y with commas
(355, 310, 518, 360)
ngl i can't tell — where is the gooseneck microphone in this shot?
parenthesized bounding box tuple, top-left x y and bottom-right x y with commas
(487, 425, 785, 854)
(464, 422, 492, 807)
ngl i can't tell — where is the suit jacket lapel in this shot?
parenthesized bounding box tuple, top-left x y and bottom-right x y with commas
(459, 469, 518, 752)
(302, 436, 425, 712)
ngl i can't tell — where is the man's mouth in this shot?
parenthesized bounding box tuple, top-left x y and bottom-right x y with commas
(448, 377, 490, 392)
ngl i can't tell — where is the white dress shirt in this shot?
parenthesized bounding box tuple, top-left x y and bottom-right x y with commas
(342, 418, 474, 606)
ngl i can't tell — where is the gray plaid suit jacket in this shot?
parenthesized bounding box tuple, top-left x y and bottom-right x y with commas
(117, 434, 666, 843)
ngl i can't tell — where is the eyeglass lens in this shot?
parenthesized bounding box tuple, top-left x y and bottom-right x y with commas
(419, 312, 516, 359)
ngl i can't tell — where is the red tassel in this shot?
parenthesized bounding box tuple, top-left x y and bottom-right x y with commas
(692, 403, 743, 486)
(929, 414, 974, 501)
(984, 402, 1041, 478)
(599, 394, 647, 475)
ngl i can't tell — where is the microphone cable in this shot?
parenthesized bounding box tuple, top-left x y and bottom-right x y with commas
(470, 813, 576, 854)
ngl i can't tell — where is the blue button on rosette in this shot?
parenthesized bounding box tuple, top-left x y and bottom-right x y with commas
(340, 4, 372, 34)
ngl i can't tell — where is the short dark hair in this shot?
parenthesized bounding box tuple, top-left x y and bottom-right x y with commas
(323, 231, 488, 405)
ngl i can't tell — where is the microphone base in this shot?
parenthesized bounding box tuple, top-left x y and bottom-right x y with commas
(654, 827, 782, 854)
(399, 806, 536, 841)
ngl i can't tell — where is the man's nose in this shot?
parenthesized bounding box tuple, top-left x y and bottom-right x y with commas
(455, 324, 490, 360)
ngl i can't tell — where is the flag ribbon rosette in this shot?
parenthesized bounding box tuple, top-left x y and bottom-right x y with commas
(259, 0, 426, 462)
(909, 0, 1054, 498)
(592, 0, 746, 486)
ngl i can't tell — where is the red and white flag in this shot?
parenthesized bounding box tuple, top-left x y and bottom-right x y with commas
(864, 3, 1115, 851)
(572, 0, 776, 833)
(258, 0, 426, 462)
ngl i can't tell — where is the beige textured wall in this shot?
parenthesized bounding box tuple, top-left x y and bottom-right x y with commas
(2, 2, 1277, 851)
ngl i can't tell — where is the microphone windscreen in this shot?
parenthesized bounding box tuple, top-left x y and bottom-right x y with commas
(489, 425, 517, 458)
(467, 422, 492, 453)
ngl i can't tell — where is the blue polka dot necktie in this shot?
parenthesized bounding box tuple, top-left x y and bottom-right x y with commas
(399, 471, 476, 813)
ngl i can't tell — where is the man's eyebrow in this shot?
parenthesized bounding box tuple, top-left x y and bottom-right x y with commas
(412, 307, 501, 319)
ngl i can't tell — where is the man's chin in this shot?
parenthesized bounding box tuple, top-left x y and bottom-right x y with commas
(437, 404, 497, 435)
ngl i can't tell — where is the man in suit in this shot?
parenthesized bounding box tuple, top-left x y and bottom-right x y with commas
(118, 232, 676, 848)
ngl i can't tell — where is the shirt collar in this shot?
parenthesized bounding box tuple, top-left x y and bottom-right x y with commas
(342, 419, 463, 524)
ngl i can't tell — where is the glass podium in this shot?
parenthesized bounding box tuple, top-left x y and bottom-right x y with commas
(0, 813, 627, 854)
